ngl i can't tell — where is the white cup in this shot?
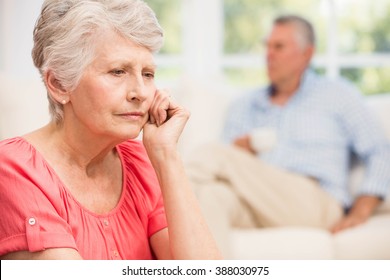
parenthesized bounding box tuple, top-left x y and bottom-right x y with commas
(249, 127, 277, 153)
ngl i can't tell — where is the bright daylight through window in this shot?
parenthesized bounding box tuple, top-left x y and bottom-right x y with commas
(146, 0, 390, 95)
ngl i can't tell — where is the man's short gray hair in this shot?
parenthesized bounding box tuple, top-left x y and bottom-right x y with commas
(32, 0, 163, 123)
(274, 15, 315, 49)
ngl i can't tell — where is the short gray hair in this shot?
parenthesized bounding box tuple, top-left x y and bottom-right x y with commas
(274, 15, 315, 49)
(32, 0, 163, 124)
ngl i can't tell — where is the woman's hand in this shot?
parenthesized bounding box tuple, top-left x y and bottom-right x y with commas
(143, 89, 190, 156)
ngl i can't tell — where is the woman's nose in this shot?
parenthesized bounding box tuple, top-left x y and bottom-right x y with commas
(126, 76, 146, 102)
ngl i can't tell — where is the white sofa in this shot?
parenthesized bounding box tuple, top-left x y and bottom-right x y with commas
(1, 75, 390, 259)
(173, 77, 390, 260)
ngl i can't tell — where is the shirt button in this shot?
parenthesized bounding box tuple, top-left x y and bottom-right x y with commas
(103, 220, 109, 226)
(113, 251, 119, 258)
(28, 217, 36, 225)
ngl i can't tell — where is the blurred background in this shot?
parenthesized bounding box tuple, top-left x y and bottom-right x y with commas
(0, 0, 390, 140)
(148, 0, 390, 95)
(1, 0, 390, 94)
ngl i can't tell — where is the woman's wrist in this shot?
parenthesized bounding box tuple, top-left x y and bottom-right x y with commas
(146, 146, 180, 169)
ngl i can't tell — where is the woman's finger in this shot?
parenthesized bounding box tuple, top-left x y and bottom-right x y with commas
(149, 89, 171, 126)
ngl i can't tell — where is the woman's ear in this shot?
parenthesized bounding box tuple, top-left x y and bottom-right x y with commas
(45, 70, 69, 105)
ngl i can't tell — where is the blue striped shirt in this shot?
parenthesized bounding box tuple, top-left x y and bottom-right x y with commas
(222, 70, 390, 207)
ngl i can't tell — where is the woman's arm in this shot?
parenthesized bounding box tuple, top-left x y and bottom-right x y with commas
(1, 248, 83, 260)
(143, 90, 222, 260)
(149, 149, 221, 259)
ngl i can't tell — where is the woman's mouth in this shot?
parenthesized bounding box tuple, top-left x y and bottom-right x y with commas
(116, 111, 145, 121)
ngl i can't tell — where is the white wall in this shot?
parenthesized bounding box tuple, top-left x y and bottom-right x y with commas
(1, 0, 43, 78)
(0, 0, 48, 139)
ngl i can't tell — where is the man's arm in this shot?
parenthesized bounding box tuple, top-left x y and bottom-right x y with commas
(334, 84, 390, 233)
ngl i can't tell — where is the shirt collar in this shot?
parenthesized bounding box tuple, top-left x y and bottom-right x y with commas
(252, 86, 272, 110)
(297, 68, 316, 96)
(254, 68, 316, 109)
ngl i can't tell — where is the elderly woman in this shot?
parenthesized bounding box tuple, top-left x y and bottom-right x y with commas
(0, 0, 220, 260)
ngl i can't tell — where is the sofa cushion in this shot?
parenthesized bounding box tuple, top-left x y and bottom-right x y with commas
(173, 77, 236, 160)
(231, 227, 334, 259)
(334, 214, 390, 259)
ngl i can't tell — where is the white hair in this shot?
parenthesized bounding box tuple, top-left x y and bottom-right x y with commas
(32, 0, 163, 123)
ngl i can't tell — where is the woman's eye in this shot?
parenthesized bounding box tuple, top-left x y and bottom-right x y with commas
(143, 72, 155, 79)
(110, 69, 126, 76)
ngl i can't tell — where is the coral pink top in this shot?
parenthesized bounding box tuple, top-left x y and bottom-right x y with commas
(0, 137, 167, 259)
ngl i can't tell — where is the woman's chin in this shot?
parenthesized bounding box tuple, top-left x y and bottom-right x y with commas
(120, 130, 142, 141)
(106, 124, 143, 142)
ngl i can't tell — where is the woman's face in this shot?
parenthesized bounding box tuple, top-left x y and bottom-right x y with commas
(67, 31, 157, 141)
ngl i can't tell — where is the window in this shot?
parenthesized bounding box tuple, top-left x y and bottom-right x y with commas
(337, 0, 390, 94)
(145, 0, 183, 85)
(149, 0, 390, 94)
(222, 0, 390, 94)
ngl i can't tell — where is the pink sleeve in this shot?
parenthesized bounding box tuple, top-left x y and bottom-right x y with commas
(0, 139, 77, 256)
(138, 151, 168, 237)
(147, 192, 168, 237)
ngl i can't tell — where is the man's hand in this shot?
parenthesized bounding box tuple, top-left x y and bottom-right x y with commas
(331, 195, 381, 234)
(233, 135, 257, 155)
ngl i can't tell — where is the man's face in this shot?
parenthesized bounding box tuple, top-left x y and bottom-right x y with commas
(265, 23, 311, 86)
